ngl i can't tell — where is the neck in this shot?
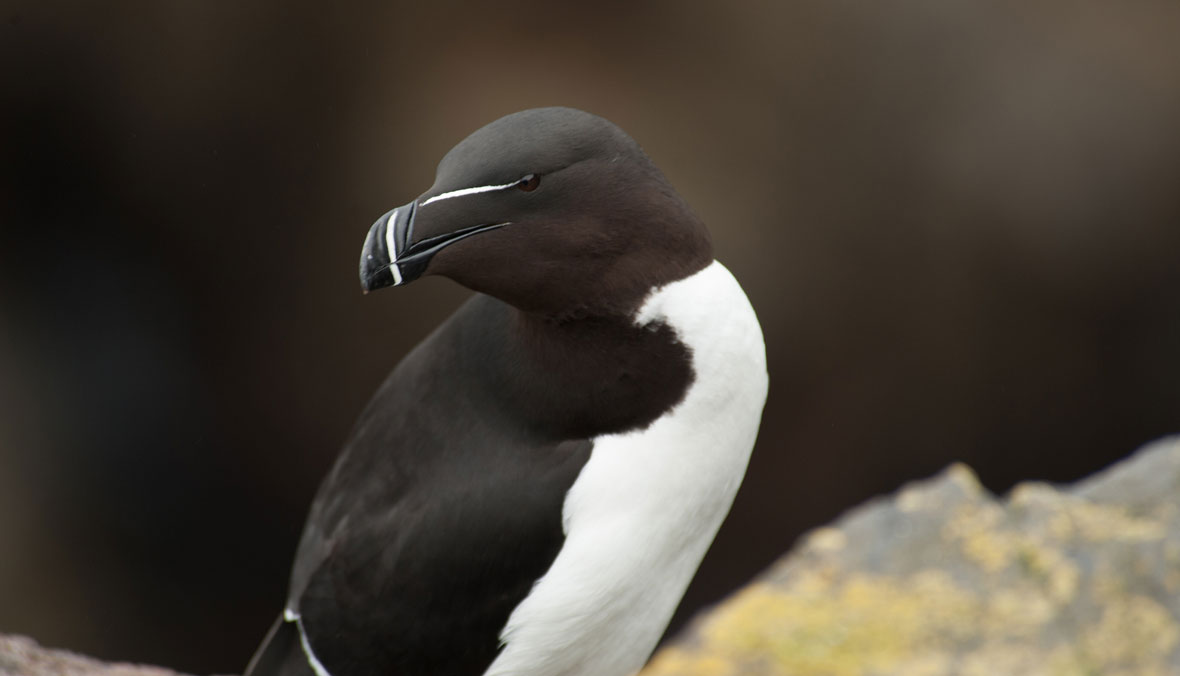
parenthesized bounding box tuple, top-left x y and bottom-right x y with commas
(467, 300, 695, 440)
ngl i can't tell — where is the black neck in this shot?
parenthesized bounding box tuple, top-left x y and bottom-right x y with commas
(452, 297, 695, 441)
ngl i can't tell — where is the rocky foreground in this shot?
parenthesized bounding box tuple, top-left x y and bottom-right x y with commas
(5, 436, 1179, 676)
(0, 634, 184, 676)
(642, 435, 1180, 676)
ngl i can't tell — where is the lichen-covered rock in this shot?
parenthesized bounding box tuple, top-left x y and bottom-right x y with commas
(643, 436, 1180, 676)
(0, 635, 191, 676)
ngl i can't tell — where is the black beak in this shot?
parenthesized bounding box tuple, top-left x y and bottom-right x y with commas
(359, 201, 417, 293)
(359, 198, 509, 293)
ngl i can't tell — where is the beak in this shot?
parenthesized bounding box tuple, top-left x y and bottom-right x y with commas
(359, 201, 418, 293)
(359, 198, 509, 293)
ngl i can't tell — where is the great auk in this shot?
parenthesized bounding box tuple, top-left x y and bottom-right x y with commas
(244, 107, 768, 676)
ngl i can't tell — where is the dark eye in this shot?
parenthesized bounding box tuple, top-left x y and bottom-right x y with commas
(516, 174, 540, 192)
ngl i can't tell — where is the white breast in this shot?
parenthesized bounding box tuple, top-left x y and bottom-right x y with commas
(483, 260, 769, 676)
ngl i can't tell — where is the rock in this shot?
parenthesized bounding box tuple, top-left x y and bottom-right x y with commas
(642, 435, 1180, 676)
(0, 635, 192, 676)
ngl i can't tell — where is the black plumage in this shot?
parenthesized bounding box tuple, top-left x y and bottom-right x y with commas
(247, 108, 715, 676)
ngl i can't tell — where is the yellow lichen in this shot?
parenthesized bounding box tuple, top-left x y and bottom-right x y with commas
(642, 649, 737, 676)
(1017, 541, 1081, 603)
(983, 588, 1055, 633)
(806, 527, 848, 554)
(1079, 595, 1180, 668)
(645, 572, 990, 676)
(642, 560, 1180, 676)
(944, 503, 1015, 572)
(642, 444, 1180, 676)
(1067, 501, 1165, 542)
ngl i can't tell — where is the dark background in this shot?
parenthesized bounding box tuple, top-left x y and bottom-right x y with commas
(2, 1, 1179, 673)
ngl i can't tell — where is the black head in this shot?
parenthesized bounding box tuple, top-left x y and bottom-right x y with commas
(359, 107, 712, 317)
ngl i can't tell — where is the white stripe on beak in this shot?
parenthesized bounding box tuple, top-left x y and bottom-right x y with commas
(385, 208, 403, 285)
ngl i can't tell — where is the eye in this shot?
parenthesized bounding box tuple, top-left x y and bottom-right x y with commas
(516, 174, 541, 192)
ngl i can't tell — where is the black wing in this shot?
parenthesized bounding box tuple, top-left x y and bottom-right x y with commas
(261, 297, 592, 676)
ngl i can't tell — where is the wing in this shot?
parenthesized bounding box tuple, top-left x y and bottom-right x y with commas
(273, 298, 593, 676)
(295, 438, 589, 676)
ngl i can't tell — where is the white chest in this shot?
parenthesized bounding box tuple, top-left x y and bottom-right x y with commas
(483, 260, 769, 676)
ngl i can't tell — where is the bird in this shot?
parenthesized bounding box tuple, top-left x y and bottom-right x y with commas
(243, 107, 768, 676)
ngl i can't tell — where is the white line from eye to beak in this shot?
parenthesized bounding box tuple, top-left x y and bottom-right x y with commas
(419, 180, 519, 206)
(384, 208, 403, 285)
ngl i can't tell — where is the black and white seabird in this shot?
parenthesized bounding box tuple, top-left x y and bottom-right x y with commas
(244, 107, 768, 676)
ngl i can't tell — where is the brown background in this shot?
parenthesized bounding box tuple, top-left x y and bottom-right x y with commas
(2, 1, 1179, 673)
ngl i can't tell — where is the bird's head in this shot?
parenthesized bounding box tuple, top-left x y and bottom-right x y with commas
(359, 107, 711, 316)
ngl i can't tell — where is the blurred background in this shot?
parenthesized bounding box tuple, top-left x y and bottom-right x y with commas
(2, 0, 1179, 673)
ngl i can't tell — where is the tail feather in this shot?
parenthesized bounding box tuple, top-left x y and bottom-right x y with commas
(244, 615, 316, 676)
